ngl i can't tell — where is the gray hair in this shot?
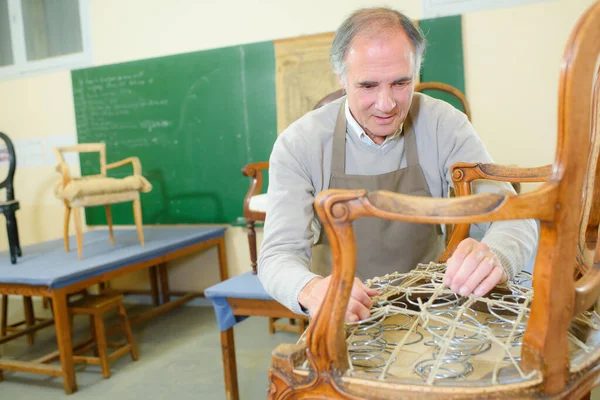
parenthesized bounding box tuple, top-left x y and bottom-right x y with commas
(330, 8, 426, 81)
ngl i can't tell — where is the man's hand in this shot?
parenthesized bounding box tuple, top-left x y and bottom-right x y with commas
(298, 276, 380, 322)
(444, 238, 507, 297)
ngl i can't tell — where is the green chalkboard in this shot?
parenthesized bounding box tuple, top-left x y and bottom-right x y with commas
(72, 16, 463, 226)
(419, 15, 466, 111)
(72, 42, 277, 225)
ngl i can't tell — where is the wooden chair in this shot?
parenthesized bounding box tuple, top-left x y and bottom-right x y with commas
(53, 143, 152, 259)
(0, 132, 21, 264)
(268, 2, 600, 398)
(69, 294, 138, 378)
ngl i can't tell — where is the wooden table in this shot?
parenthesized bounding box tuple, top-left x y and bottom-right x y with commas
(205, 271, 306, 400)
(0, 227, 228, 394)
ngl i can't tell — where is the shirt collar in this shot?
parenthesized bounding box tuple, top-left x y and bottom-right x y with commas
(344, 101, 402, 147)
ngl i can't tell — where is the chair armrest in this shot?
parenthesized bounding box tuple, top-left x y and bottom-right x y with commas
(242, 162, 269, 218)
(106, 157, 142, 175)
(451, 162, 553, 196)
(56, 162, 72, 187)
(440, 162, 552, 262)
(242, 162, 269, 196)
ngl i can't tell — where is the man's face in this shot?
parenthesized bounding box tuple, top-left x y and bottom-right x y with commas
(342, 30, 416, 139)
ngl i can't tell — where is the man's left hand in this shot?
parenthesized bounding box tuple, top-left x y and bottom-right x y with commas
(443, 238, 507, 297)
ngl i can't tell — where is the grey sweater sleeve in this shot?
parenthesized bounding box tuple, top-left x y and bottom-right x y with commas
(257, 126, 319, 315)
(434, 106, 538, 280)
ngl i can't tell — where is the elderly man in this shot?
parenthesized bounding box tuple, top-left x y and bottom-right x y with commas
(258, 7, 537, 322)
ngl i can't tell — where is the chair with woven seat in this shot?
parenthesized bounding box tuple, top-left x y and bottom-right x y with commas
(69, 293, 138, 378)
(53, 143, 152, 259)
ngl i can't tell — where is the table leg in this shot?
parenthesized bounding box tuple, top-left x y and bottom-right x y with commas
(158, 263, 170, 304)
(23, 296, 35, 345)
(217, 238, 229, 281)
(148, 266, 160, 306)
(51, 290, 77, 394)
(221, 328, 239, 400)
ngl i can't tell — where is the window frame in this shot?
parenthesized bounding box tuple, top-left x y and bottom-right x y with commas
(421, 0, 554, 18)
(0, 0, 92, 81)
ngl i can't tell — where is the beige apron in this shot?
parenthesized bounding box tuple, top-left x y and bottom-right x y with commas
(311, 103, 445, 280)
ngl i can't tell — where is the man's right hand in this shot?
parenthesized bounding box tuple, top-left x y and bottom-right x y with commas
(297, 275, 379, 322)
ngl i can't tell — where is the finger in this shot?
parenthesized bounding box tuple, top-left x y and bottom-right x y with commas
(350, 280, 373, 309)
(346, 297, 370, 322)
(473, 266, 505, 297)
(356, 278, 380, 297)
(450, 244, 490, 293)
(444, 239, 475, 285)
(455, 256, 496, 297)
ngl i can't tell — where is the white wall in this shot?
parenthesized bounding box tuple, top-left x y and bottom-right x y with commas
(0, 0, 595, 291)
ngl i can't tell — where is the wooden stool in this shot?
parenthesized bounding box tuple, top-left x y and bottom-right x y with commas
(69, 294, 138, 378)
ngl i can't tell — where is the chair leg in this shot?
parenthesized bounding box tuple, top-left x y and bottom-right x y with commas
(132, 199, 144, 247)
(247, 220, 258, 274)
(104, 205, 114, 246)
(73, 207, 83, 260)
(117, 303, 138, 361)
(5, 217, 16, 264)
(63, 206, 71, 252)
(93, 313, 110, 378)
(1, 294, 8, 337)
(23, 296, 35, 345)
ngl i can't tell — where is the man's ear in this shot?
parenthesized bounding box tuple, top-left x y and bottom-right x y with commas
(338, 75, 347, 90)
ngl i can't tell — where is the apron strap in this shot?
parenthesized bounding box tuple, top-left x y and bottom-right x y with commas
(331, 101, 347, 174)
(404, 115, 419, 167)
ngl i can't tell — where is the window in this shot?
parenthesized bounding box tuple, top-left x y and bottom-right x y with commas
(421, 0, 554, 18)
(0, 0, 92, 80)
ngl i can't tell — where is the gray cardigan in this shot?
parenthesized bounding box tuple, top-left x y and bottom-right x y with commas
(258, 93, 538, 315)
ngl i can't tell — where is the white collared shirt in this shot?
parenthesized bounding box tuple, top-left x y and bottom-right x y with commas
(344, 101, 401, 149)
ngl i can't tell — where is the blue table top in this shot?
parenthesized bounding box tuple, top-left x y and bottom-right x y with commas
(205, 270, 272, 301)
(0, 227, 226, 289)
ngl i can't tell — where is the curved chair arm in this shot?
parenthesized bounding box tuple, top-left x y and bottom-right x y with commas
(55, 162, 73, 188)
(439, 162, 552, 262)
(415, 82, 472, 121)
(106, 157, 142, 176)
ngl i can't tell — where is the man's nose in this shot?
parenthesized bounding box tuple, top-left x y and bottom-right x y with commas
(376, 87, 396, 113)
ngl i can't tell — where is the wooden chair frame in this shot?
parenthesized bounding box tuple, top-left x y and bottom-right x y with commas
(242, 161, 269, 275)
(53, 143, 146, 259)
(268, 2, 600, 398)
(415, 81, 471, 121)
